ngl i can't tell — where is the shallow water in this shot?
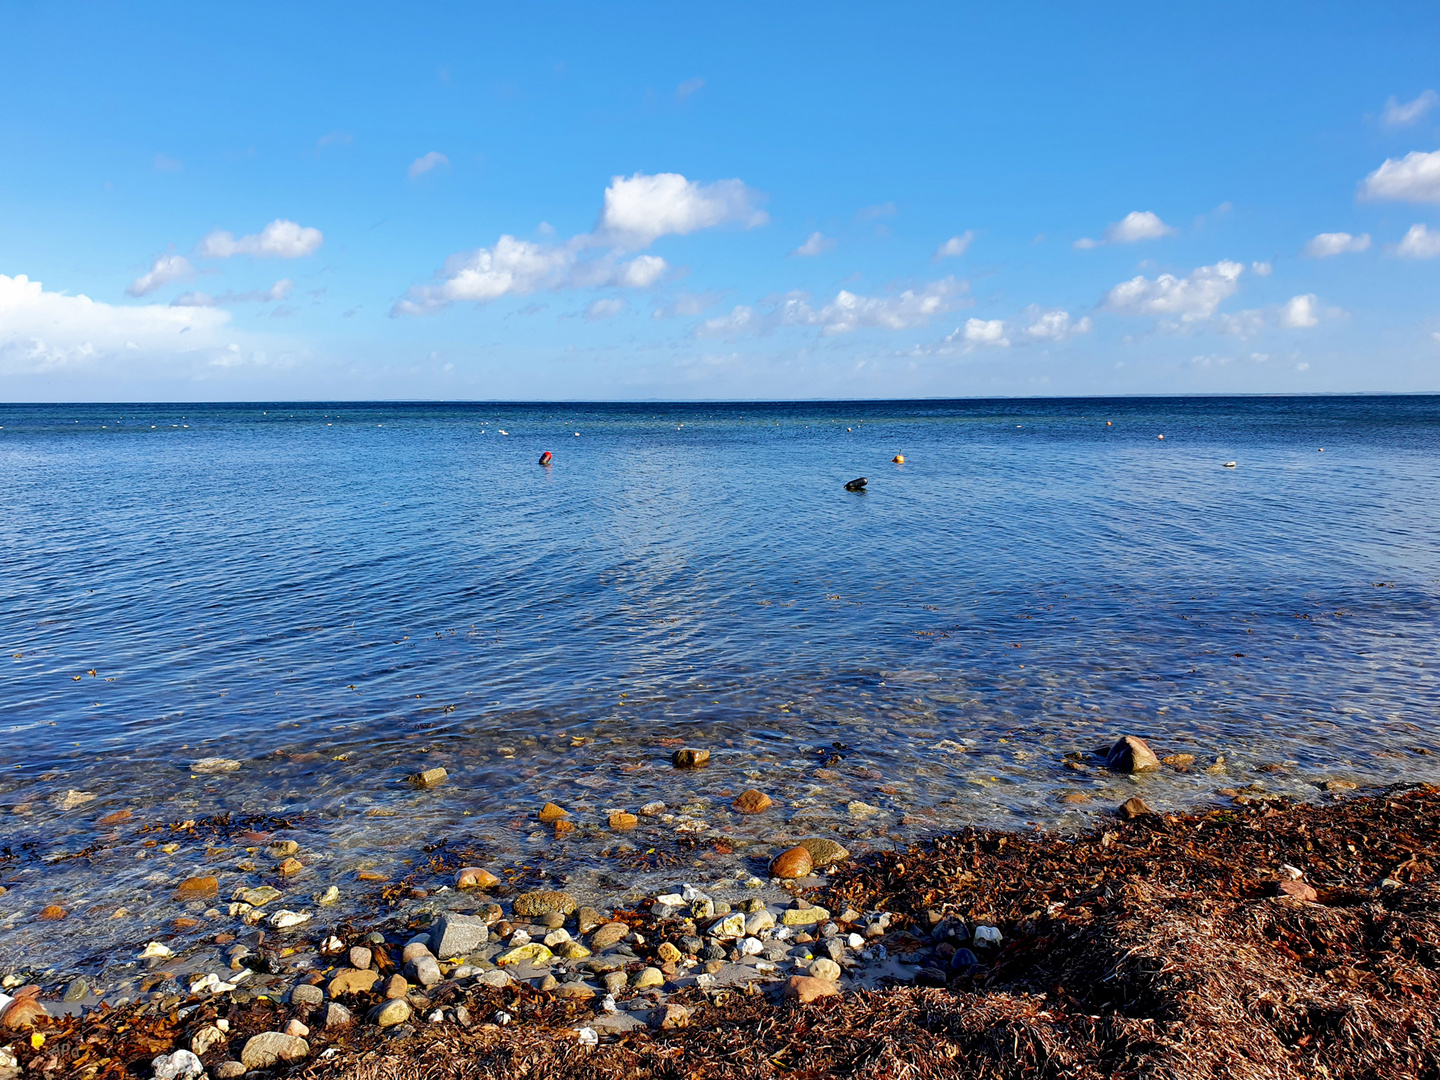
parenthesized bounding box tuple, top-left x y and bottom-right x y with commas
(2, 396, 1439, 979)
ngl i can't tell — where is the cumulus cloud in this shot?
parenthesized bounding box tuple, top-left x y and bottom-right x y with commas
(395, 172, 761, 315)
(933, 232, 974, 260)
(793, 231, 836, 257)
(1304, 231, 1371, 256)
(695, 278, 965, 338)
(585, 297, 626, 320)
(127, 254, 196, 297)
(1023, 307, 1093, 341)
(1360, 150, 1440, 204)
(172, 279, 294, 307)
(0, 272, 233, 374)
(196, 220, 324, 259)
(1104, 260, 1243, 322)
(1252, 261, 1274, 276)
(596, 172, 767, 247)
(961, 318, 1009, 347)
(1277, 294, 1320, 328)
(1075, 210, 1176, 249)
(652, 291, 722, 319)
(1382, 90, 1438, 129)
(408, 151, 450, 179)
(1397, 223, 1440, 258)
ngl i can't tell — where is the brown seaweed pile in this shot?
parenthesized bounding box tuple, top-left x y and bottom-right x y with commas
(10, 784, 1438, 1080)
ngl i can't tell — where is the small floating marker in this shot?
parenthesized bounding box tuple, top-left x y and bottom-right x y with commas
(892, 454, 905, 464)
(844, 477, 868, 492)
(1157, 434, 1164, 440)
(574, 431, 580, 437)
(1223, 461, 1237, 468)
(498, 430, 509, 436)
(1106, 421, 1112, 426)
(538, 451, 553, 466)
(1317, 448, 1324, 452)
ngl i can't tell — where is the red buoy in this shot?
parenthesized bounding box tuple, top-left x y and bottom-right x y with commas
(538, 451, 553, 466)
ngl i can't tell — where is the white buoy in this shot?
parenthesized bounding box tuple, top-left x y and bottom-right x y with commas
(1223, 461, 1237, 468)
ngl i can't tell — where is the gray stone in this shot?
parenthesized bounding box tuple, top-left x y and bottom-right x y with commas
(215, 1064, 246, 1080)
(349, 946, 373, 970)
(431, 913, 491, 959)
(603, 970, 628, 993)
(291, 982, 324, 1006)
(407, 955, 443, 988)
(240, 1032, 309, 1069)
(589, 923, 630, 951)
(373, 998, 411, 1027)
(476, 969, 513, 988)
(63, 977, 91, 1002)
(325, 1002, 353, 1028)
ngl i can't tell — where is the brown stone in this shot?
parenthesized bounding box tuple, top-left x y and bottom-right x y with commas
(796, 838, 849, 867)
(590, 922, 630, 950)
(770, 846, 814, 879)
(1274, 879, 1318, 902)
(1119, 797, 1153, 819)
(456, 867, 500, 890)
(97, 809, 132, 826)
(383, 974, 409, 999)
(1162, 754, 1196, 770)
(732, 789, 773, 814)
(277, 857, 304, 875)
(783, 975, 840, 1003)
(537, 802, 569, 822)
(1060, 792, 1090, 805)
(173, 875, 218, 901)
(608, 811, 638, 831)
(671, 748, 710, 769)
(356, 870, 387, 882)
(554, 819, 575, 837)
(326, 968, 381, 997)
(1106, 736, 1162, 774)
(650, 1003, 691, 1029)
(37, 905, 66, 921)
(411, 767, 447, 788)
(513, 890, 577, 917)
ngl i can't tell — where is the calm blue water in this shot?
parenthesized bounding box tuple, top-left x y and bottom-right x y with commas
(2, 396, 1439, 976)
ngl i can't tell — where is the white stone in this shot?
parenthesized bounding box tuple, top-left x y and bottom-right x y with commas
(269, 909, 312, 929)
(639, 801, 666, 816)
(543, 929, 571, 947)
(577, 1027, 598, 1047)
(974, 925, 1003, 945)
(495, 1011, 512, 1025)
(152, 1049, 204, 1080)
(600, 994, 617, 1013)
(739, 937, 763, 956)
(681, 884, 711, 902)
(138, 941, 173, 959)
(847, 933, 864, 949)
(654, 893, 683, 906)
(509, 929, 531, 946)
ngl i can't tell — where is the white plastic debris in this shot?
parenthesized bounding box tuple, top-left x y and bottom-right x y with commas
(974, 925, 1003, 945)
(1280, 864, 1304, 880)
(600, 993, 617, 1013)
(577, 1027, 598, 1047)
(321, 935, 344, 954)
(138, 941, 174, 960)
(495, 1011, 512, 1026)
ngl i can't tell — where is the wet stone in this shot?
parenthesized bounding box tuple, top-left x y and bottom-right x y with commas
(349, 946, 372, 970)
(431, 913, 491, 958)
(577, 906, 603, 934)
(1119, 797, 1154, 819)
(513, 890, 577, 917)
(771, 846, 813, 878)
(732, 789, 773, 814)
(1106, 736, 1161, 774)
(797, 838, 850, 867)
(672, 748, 710, 769)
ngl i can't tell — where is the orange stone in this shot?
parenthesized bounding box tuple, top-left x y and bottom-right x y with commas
(554, 819, 575, 837)
(537, 802, 569, 822)
(173, 875, 218, 901)
(171, 917, 202, 931)
(783, 976, 840, 1003)
(732, 789, 773, 814)
(97, 809, 132, 826)
(770, 846, 813, 878)
(37, 905, 67, 921)
(608, 812, 638, 831)
(456, 867, 501, 889)
(277, 857, 304, 875)
(357, 870, 387, 882)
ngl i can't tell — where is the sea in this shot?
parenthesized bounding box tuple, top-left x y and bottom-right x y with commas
(2, 396, 1439, 979)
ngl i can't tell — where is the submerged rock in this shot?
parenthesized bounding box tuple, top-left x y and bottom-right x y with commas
(732, 789, 773, 814)
(672, 748, 710, 769)
(770, 846, 813, 879)
(1106, 736, 1161, 774)
(513, 890, 577, 917)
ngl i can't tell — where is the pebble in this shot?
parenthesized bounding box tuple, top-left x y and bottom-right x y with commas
(770, 846, 813, 878)
(591, 923, 629, 950)
(269, 840, 300, 857)
(37, 905, 66, 921)
(384, 975, 409, 1000)
(1119, 797, 1153, 820)
(672, 748, 710, 768)
(240, 1032, 309, 1069)
(732, 789, 773, 814)
(476, 970, 513, 988)
(237, 886, 281, 907)
(657, 941, 682, 963)
(1106, 736, 1161, 774)
(456, 867, 500, 890)
(411, 767, 447, 789)
(1060, 792, 1090, 805)
(973, 925, 1003, 945)
(325, 1003, 352, 1028)
(372, 999, 412, 1028)
(284, 1019, 309, 1038)
(215, 1064, 245, 1080)
(603, 971, 628, 993)
(576, 906, 603, 934)
(783, 975, 840, 1002)
(269, 909, 311, 929)
(541, 911, 567, 929)
(537, 803, 569, 822)
(152, 1050, 204, 1080)
(277, 857, 304, 876)
(781, 906, 831, 927)
(407, 955, 442, 987)
(631, 967, 664, 989)
(544, 928, 572, 946)
(513, 890, 577, 917)
(62, 977, 90, 1002)
(1324, 779, 1357, 792)
(640, 801, 666, 816)
(608, 811, 639, 831)
(1162, 754, 1196, 770)
(172, 876, 218, 902)
(349, 946, 373, 970)
(291, 983, 323, 1006)
(797, 838, 849, 867)
(498, 943, 554, 965)
(191, 1025, 226, 1056)
(651, 1003, 691, 1030)
(1274, 879, 1318, 902)
(557, 982, 596, 1000)
(809, 958, 841, 981)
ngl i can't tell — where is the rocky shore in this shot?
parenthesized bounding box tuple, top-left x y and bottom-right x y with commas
(1, 764, 1437, 1079)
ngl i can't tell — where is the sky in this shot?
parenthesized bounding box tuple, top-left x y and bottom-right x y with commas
(1, 1, 1438, 402)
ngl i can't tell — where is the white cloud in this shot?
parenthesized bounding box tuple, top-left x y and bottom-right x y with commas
(317, 131, 353, 148)
(396, 172, 763, 314)
(1023, 307, 1093, 341)
(961, 318, 1009, 347)
(1105, 260, 1243, 322)
(933, 231, 974, 260)
(126, 254, 195, 297)
(696, 278, 965, 338)
(408, 151, 450, 179)
(1397, 223, 1440, 258)
(597, 172, 767, 247)
(1252, 261, 1273, 276)
(1382, 90, 1438, 129)
(1304, 231, 1371, 256)
(196, 220, 324, 259)
(676, 77, 705, 98)
(172, 279, 293, 307)
(793, 231, 836, 257)
(585, 297, 626, 320)
(1075, 211, 1176, 249)
(0, 273, 232, 374)
(1360, 150, 1440, 204)
(1277, 294, 1320, 328)
(652, 291, 722, 319)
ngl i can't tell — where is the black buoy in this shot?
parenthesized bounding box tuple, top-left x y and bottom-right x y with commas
(844, 477, 867, 491)
(538, 451, 553, 466)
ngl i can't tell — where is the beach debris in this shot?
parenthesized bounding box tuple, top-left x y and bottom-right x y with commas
(538, 451, 553, 465)
(770, 846, 813, 879)
(1157, 434, 1165, 440)
(844, 477, 867, 491)
(577, 1026, 598, 1047)
(1106, 735, 1161, 774)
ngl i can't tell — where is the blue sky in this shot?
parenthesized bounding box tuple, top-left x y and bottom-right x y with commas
(2, 1, 1438, 401)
